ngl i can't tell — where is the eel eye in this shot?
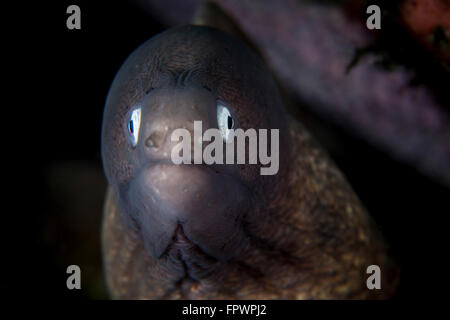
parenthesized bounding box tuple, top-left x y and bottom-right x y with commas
(217, 104, 235, 143)
(128, 107, 141, 147)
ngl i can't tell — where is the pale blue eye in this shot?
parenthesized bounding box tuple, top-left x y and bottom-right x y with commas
(128, 107, 141, 147)
(217, 104, 234, 143)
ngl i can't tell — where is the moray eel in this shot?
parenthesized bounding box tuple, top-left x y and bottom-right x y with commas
(101, 25, 398, 299)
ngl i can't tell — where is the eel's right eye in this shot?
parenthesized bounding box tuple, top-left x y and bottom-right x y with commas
(128, 107, 141, 147)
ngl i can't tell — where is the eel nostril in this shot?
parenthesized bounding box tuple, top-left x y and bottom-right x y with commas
(145, 131, 164, 149)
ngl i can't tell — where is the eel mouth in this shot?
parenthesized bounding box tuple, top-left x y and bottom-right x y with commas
(160, 223, 223, 281)
(144, 159, 238, 179)
(130, 161, 250, 264)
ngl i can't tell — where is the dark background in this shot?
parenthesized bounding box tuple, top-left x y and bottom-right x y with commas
(3, 0, 448, 300)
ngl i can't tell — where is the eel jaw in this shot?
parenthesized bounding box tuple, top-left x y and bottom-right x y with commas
(127, 162, 250, 264)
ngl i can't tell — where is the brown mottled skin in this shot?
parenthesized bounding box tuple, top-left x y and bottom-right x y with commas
(101, 25, 398, 299)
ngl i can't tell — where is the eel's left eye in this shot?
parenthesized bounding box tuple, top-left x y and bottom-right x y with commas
(217, 104, 235, 143)
(128, 107, 141, 147)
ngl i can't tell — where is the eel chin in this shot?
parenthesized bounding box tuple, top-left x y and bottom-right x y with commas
(127, 163, 250, 264)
